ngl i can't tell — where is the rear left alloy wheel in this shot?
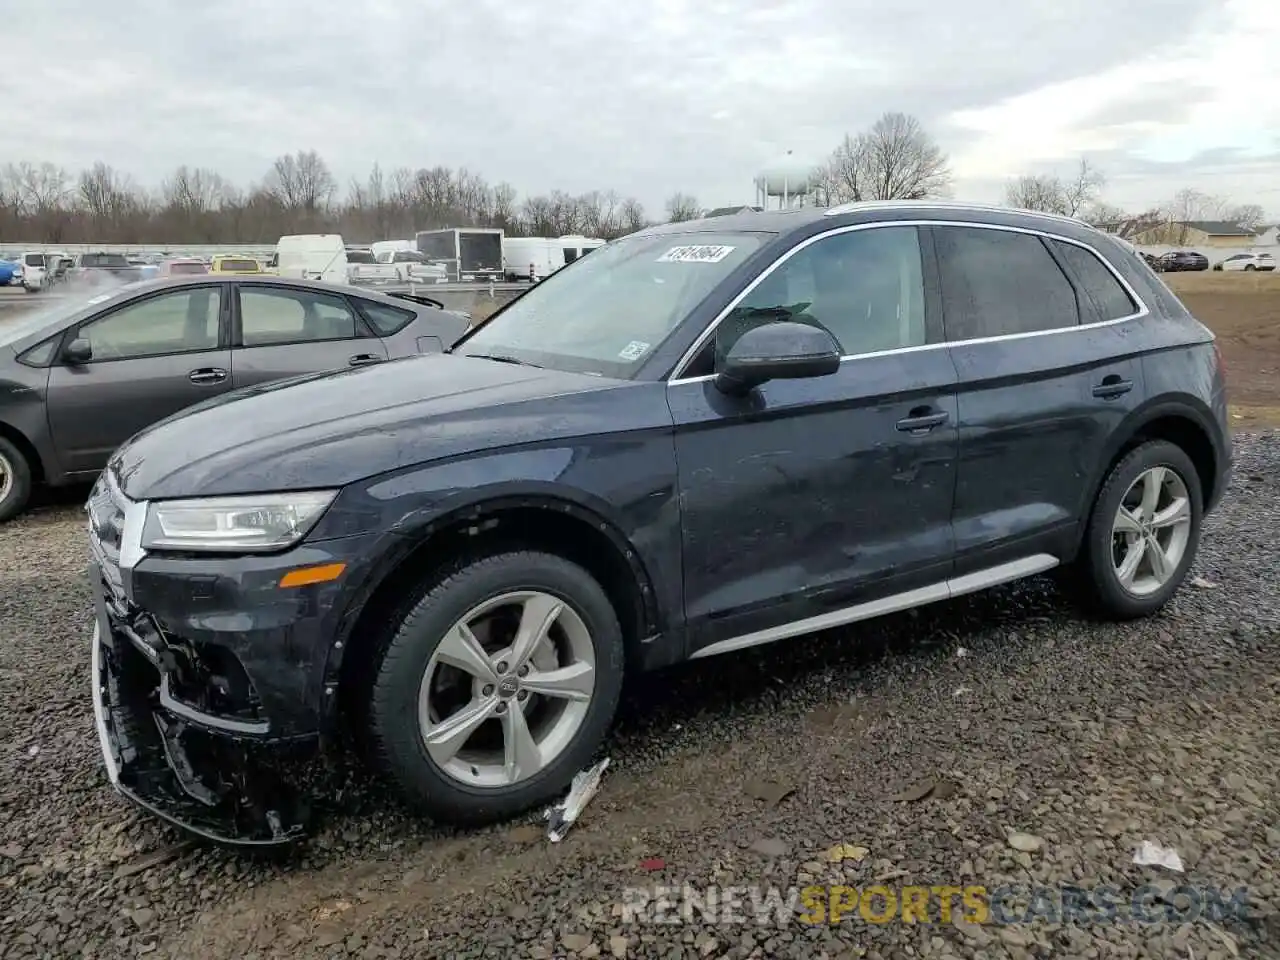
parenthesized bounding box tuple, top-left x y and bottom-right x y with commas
(1075, 439, 1203, 619)
(367, 550, 625, 825)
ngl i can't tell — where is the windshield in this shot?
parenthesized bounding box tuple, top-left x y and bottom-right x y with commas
(456, 232, 763, 377)
(0, 288, 129, 347)
(167, 260, 208, 275)
(346, 250, 376, 264)
(81, 253, 129, 268)
(216, 258, 260, 272)
(24, 254, 44, 267)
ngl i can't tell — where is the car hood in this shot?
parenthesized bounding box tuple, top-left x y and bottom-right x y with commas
(111, 354, 634, 500)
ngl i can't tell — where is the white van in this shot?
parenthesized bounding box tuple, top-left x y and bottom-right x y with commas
(558, 235, 606, 267)
(274, 235, 348, 284)
(20, 251, 48, 293)
(502, 237, 561, 281)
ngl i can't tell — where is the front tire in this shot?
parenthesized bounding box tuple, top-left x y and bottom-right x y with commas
(1073, 440, 1203, 619)
(1244, 264, 1256, 272)
(0, 437, 33, 523)
(367, 550, 625, 826)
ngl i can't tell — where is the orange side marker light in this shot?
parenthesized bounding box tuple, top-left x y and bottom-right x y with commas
(278, 563, 346, 588)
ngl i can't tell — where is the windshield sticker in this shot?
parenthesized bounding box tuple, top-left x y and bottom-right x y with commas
(618, 340, 651, 361)
(657, 245, 736, 263)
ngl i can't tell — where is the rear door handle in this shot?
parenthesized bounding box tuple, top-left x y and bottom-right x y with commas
(1092, 377, 1133, 399)
(896, 409, 949, 433)
(188, 367, 228, 385)
(349, 353, 383, 366)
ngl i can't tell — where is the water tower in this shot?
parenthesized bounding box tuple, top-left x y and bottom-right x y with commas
(755, 150, 818, 210)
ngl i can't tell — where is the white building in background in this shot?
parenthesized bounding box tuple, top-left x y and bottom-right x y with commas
(1254, 225, 1279, 246)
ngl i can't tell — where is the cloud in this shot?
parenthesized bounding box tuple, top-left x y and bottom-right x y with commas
(947, 0, 1280, 210)
(4, 0, 1277, 216)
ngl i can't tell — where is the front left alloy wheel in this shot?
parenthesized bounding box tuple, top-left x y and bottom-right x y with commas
(367, 550, 625, 825)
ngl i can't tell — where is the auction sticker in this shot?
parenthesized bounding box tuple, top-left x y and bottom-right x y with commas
(657, 245, 736, 263)
(618, 340, 651, 361)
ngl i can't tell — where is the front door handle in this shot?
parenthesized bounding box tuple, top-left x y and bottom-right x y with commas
(349, 353, 383, 366)
(188, 367, 228, 385)
(1092, 376, 1133, 399)
(896, 408, 949, 433)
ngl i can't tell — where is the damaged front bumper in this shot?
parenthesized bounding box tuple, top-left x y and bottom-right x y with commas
(90, 576, 316, 846)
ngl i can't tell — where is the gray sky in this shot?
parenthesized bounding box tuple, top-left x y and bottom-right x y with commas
(8, 0, 1279, 218)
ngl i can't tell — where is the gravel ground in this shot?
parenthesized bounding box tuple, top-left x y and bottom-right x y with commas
(2, 433, 1278, 960)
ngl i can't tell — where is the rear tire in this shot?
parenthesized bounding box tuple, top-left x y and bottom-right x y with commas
(1072, 440, 1203, 619)
(367, 550, 625, 826)
(0, 437, 33, 523)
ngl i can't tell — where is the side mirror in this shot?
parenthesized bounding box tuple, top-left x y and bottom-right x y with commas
(63, 338, 93, 364)
(714, 321, 841, 395)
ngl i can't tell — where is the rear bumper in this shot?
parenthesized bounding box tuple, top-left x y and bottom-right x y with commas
(90, 566, 320, 845)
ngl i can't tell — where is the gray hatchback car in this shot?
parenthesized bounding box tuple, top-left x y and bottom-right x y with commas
(0, 275, 470, 520)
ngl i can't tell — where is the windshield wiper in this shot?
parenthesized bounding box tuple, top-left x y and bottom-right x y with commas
(468, 352, 542, 368)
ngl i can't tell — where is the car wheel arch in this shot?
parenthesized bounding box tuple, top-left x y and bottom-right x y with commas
(1077, 400, 1220, 547)
(326, 492, 664, 730)
(0, 421, 46, 484)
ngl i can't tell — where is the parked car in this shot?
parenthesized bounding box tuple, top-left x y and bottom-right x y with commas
(0, 275, 469, 522)
(19, 252, 50, 292)
(0, 260, 19, 286)
(72, 252, 144, 286)
(1212, 252, 1276, 272)
(344, 248, 400, 285)
(158, 258, 209, 277)
(210, 255, 264, 276)
(82, 200, 1231, 844)
(1154, 250, 1209, 272)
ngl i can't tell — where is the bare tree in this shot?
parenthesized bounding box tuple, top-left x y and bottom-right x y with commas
(1161, 188, 1227, 243)
(619, 198, 647, 235)
(263, 150, 336, 215)
(1004, 159, 1104, 217)
(665, 192, 701, 222)
(1224, 203, 1265, 232)
(815, 133, 867, 205)
(1005, 174, 1067, 214)
(859, 112, 952, 200)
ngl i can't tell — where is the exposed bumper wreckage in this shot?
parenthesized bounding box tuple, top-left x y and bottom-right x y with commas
(88, 474, 317, 845)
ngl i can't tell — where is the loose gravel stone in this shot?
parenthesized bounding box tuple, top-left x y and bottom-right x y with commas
(1, 433, 1278, 959)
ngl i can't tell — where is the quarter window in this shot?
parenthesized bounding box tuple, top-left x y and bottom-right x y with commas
(239, 288, 358, 346)
(358, 300, 415, 336)
(717, 225, 927, 361)
(1049, 240, 1138, 322)
(76, 288, 221, 361)
(933, 226, 1078, 340)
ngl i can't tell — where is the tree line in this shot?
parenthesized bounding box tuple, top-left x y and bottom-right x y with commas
(1003, 159, 1268, 240)
(0, 111, 956, 245)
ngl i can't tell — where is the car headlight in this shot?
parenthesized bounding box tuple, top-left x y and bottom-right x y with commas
(141, 490, 337, 552)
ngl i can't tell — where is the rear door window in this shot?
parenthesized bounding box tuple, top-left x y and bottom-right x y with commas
(933, 226, 1079, 340)
(239, 288, 359, 346)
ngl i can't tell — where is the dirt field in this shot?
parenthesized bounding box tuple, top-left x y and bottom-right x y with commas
(1164, 271, 1280, 428)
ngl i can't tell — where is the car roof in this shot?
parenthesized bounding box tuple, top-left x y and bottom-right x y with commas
(632, 199, 1119, 247)
(107, 273, 405, 302)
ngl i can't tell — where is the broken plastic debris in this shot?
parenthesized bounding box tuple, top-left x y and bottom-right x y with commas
(825, 843, 869, 863)
(1189, 576, 1218, 590)
(1133, 840, 1184, 872)
(955, 647, 968, 658)
(639, 857, 666, 872)
(544, 757, 609, 842)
